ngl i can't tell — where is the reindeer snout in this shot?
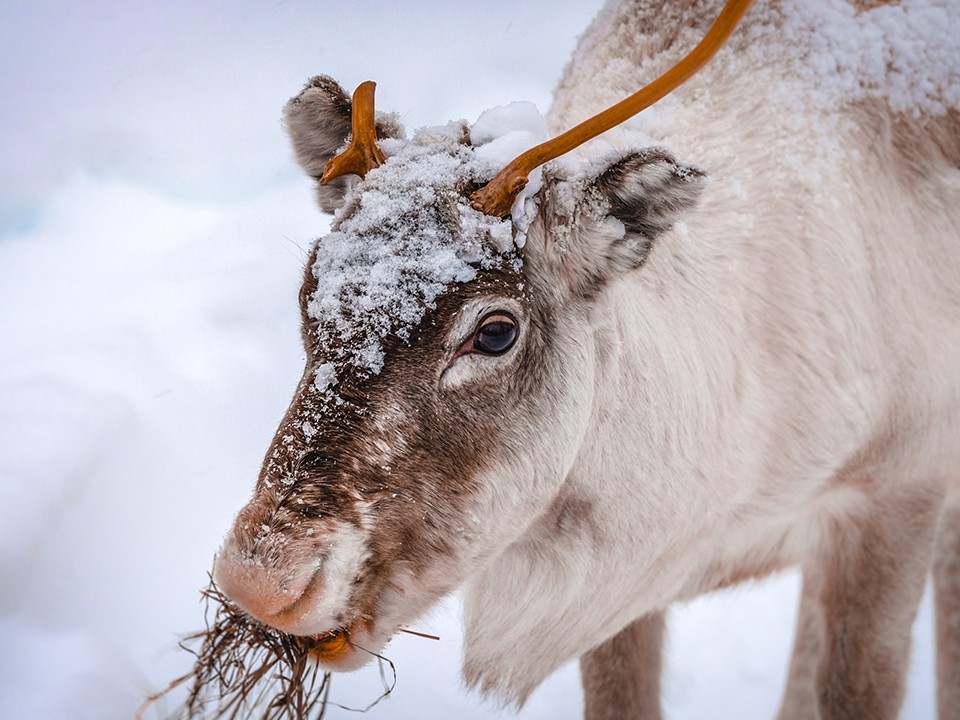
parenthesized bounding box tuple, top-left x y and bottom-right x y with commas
(213, 532, 323, 634)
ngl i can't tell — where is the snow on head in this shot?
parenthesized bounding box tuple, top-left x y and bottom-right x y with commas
(470, 101, 546, 147)
(305, 104, 545, 390)
(471, 102, 548, 240)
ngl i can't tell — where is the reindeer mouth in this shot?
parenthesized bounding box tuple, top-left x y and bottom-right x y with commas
(298, 616, 384, 671)
(303, 625, 359, 665)
(307, 628, 350, 661)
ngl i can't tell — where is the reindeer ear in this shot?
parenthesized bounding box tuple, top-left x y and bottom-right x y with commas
(592, 147, 705, 271)
(284, 76, 404, 214)
(532, 148, 704, 297)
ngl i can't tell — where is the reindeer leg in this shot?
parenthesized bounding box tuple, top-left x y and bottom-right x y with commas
(934, 496, 960, 720)
(580, 611, 664, 720)
(778, 569, 826, 720)
(780, 485, 942, 720)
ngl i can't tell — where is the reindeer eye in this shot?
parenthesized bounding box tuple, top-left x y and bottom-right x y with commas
(473, 313, 518, 355)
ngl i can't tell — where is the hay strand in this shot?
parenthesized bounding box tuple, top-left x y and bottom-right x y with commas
(139, 577, 398, 720)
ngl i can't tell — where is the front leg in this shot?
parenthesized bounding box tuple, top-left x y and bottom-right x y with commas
(580, 611, 665, 720)
(934, 497, 960, 720)
(779, 484, 942, 720)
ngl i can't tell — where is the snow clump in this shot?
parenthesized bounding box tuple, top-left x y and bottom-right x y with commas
(306, 103, 546, 389)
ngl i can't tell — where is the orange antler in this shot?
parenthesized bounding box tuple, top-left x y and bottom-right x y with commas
(470, 0, 755, 218)
(320, 81, 385, 184)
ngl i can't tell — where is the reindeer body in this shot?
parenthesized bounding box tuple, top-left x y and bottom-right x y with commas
(214, 1, 960, 717)
(540, 3, 960, 717)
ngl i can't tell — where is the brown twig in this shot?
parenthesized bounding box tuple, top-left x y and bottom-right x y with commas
(397, 628, 441, 641)
(135, 671, 194, 720)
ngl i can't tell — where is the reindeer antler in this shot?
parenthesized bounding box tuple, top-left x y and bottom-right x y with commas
(470, 0, 755, 218)
(320, 81, 385, 184)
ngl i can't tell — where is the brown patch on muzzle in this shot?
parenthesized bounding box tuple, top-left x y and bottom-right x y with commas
(137, 579, 396, 720)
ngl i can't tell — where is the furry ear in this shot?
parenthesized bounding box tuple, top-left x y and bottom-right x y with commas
(283, 75, 404, 214)
(529, 149, 704, 298)
(592, 147, 705, 272)
(532, 148, 705, 297)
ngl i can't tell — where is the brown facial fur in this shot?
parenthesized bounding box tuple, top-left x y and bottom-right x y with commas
(227, 250, 562, 636)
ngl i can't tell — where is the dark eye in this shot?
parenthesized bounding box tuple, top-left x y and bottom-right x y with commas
(473, 313, 518, 355)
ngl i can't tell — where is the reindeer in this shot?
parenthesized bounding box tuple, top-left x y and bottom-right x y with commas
(212, 0, 960, 717)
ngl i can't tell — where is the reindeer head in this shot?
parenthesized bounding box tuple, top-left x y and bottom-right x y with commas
(213, 74, 705, 684)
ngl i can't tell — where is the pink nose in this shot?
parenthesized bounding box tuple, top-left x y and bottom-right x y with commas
(213, 534, 321, 633)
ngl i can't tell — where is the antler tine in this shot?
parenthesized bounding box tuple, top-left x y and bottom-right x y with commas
(470, 0, 755, 218)
(320, 81, 386, 185)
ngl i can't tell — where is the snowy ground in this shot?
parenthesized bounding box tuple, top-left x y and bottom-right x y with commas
(0, 2, 937, 719)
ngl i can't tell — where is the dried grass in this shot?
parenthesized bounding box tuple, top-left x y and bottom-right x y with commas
(137, 578, 396, 720)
